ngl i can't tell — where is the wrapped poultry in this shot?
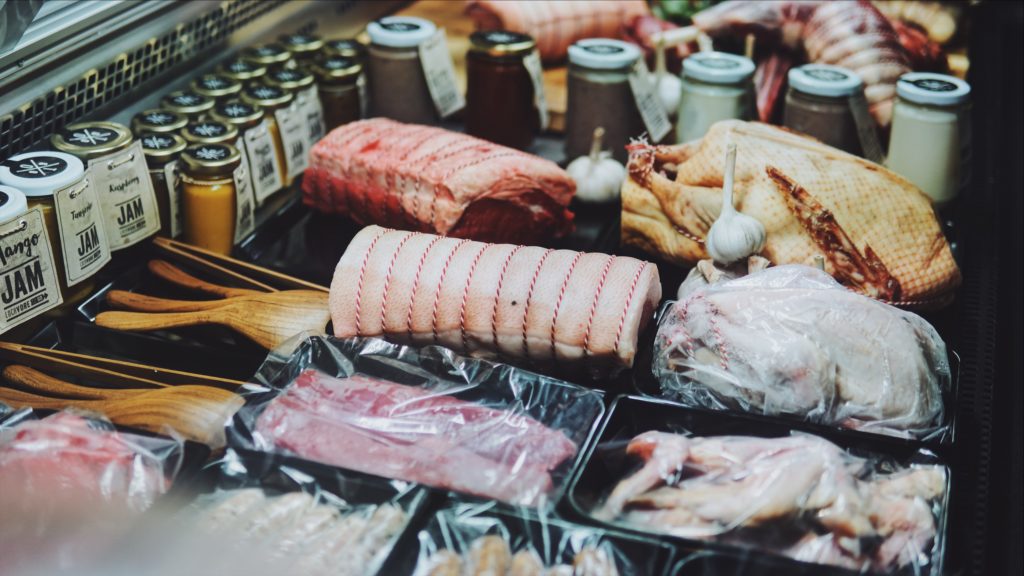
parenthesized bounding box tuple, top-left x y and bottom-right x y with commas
(621, 120, 960, 308)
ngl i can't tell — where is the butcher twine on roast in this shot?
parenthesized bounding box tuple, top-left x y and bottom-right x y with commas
(303, 118, 576, 244)
(621, 120, 960, 308)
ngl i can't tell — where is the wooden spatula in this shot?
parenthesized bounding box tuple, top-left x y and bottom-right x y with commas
(95, 290, 331, 349)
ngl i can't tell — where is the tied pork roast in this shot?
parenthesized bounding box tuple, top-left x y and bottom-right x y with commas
(303, 118, 575, 244)
(654, 265, 950, 438)
(622, 120, 960, 307)
(330, 226, 661, 378)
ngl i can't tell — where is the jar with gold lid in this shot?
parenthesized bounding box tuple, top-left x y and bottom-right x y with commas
(181, 120, 240, 146)
(180, 143, 243, 255)
(210, 100, 284, 205)
(265, 66, 324, 147)
(161, 91, 215, 122)
(279, 33, 325, 65)
(241, 83, 302, 187)
(140, 132, 187, 238)
(192, 74, 243, 103)
(324, 38, 367, 61)
(0, 150, 109, 309)
(243, 43, 293, 70)
(131, 109, 188, 136)
(310, 55, 362, 130)
(220, 58, 268, 84)
(466, 30, 543, 149)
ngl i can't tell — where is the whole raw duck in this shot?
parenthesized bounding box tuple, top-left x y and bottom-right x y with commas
(620, 120, 960, 307)
(692, 0, 911, 127)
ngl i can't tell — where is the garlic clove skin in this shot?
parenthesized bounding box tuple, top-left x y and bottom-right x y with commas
(567, 150, 626, 204)
(705, 210, 767, 264)
(657, 74, 683, 115)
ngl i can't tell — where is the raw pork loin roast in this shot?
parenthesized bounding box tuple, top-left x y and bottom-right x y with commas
(303, 118, 576, 244)
(330, 226, 662, 378)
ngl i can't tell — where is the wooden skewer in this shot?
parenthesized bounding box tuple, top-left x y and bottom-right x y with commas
(653, 25, 699, 47)
(744, 33, 756, 60)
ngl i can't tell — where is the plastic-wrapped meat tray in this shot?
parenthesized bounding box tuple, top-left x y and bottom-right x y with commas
(563, 396, 951, 576)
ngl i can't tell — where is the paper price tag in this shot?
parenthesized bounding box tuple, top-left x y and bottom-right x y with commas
(523, 50, 549, 131)
(87, 140, 161, 250)
(628, 60, 672, 143)
(243, 119, 284, 205)
(419, 28, 465, 118)
(297, 86, 325, 146)
(233, 157, 256, 244)
(275, 103, 309, 181)
(162, 160, 183, 238)
(52, 176, 111, 286)
(357, 74, 368, 119)
(0, 207, 63, 332)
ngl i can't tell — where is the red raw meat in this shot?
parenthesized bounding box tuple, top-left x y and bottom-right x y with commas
(254, 370, 578, 506)
(302, 118, 575, 244)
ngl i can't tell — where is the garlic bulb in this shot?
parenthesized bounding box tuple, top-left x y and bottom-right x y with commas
(705, 143, 766, 264)
(655, 37, 682, 114)
(566, 127, 626, 204)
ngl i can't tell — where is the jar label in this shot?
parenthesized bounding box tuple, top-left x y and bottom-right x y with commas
(243, 119, 283, 205)
(163, 160, 183, 237)
(88, 140, 162, 250)
(357, 74, 368, 119)
(297, 86, 326, 149)
(275, 103, 310, 181)
(523, 50, 550, 131)
(628, 60, 672, 143)
(848, 92, 884, 163)
(233, 154, 257, 244)
(418, 28, 465, 118)
(0, 207, 63, 332)
(53, 177, 111, 286)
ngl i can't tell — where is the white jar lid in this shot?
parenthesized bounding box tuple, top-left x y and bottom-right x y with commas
(897, 72, 971, 106)
(568, 39, 641, 70)
(0, 185, 28, 221)
(0, 151, 85, 197)
(683, 51, 755, 84)
(789, 64, 863, 97)
(367, 17, 436, 48)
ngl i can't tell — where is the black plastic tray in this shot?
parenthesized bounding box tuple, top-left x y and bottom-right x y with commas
(562, 395, 951, 576)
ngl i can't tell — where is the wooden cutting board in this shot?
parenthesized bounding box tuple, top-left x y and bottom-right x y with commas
(390, 0, 568, 132)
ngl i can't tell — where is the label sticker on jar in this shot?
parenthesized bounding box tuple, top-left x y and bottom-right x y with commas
(87, 140, 161, 250)
(296, 86, 325, 147)
(52, 177, 111, 286)
(418, 28, 465, 118)
(522, 50, 550, 131)
(628, 60, 671, 143)
(233, 156, 256, 243)
(243, 119, 284, 205)
(0, 207, 63, 332)
(275, 103, 309, 180)
(163, 160, 183, 238)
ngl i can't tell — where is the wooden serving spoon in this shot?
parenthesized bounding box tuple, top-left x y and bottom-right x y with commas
(95, 290, 331, 349)
(148, 259, 264, 298)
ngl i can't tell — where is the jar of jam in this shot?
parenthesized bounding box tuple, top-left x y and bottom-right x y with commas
(180, 143, 242, 255)
(279, 33, 325, 65)
(0, 185, 62, 335)
(265, 66, 324, 145)
(0, 151, 106, 308)
(566, 39, 645, 163)
(243, 43, 293, 70)
(886, 72, 971, 206)
(310, 55, 363, 130)
(181, 120, 240, 146)
(220, 57, 268, 85)
(678, 51, 755, 143)
(466, 30, 542, 149)
(210, 100, 284, 206)
(161, 90, 215, 122)
(241, 83, 300, 187)
(139, 132, 187, 238)
(131, 109, 188, 136)
(192, 73, 243, 103)
(324, 38, 367, 61)
(366, 16, 439, 124)
(784, 64, 878, 158)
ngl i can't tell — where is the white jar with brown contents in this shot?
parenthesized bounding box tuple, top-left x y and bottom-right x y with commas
(366, 16, 439, 124)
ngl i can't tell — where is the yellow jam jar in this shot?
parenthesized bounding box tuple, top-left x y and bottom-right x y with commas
(180, 143, 242, 255)
(240, 83, 294, 187)
(181, 119, 240, 146)
(210, 100, 284, 206)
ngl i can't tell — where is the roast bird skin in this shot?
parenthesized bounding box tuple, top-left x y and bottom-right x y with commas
(621, 120, 960, 308)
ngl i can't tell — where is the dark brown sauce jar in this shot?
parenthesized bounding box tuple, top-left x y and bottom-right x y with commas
(466, 30, 540, 149)
(310, 56, 363, 131)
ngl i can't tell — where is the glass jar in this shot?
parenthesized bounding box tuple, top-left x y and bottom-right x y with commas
(266, 66, 324, 145)
(240, 83, 294, 187)
(279, 33, 325, 65)
(0, 151, 98, 308)
(192, 73, 243, 103)
(324, 38, 367, 61)
(131, 109, 187, 136)
(366, 16, 439, 124)
(0, 185, 50, 336)
(180, 143, 242, 255)
(219, 58, 268, 85)
(243, 43, 294, 70)
(210, 100, 284, 205)
(466, 30, 541, 149)
(566, 39, 645, 163)
(140, 132, 187, 238)
(677, 51, 755, 143)
(885, 72, 971, 206)
(181, 120, 240, 146)
(784, 64, 878, 157)
(310, 56, 362, 130)
(161, 90, 215, 122)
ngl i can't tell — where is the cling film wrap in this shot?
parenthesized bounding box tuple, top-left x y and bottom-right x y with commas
(0, 407, 184, 574)
(652, 265, 951, 440)
(586, 423, 949, 574)
(229, 334, 605, 508)
(410, 502, 675, 576)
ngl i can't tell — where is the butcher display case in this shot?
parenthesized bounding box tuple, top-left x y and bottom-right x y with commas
(0, 1, 1019, 575)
